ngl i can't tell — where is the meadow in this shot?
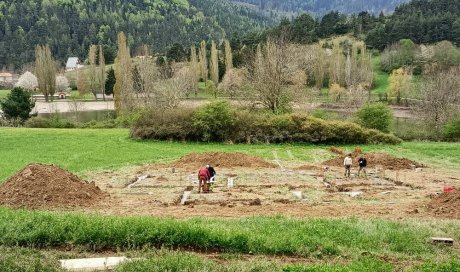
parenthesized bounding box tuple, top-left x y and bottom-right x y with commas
(0, 89, 10, 99)
(1, 128, 460, 182)
(1, 128, 460, 271)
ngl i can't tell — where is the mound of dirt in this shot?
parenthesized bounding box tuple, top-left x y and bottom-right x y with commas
(0, 164, 108, 209)
(173, 152, 276, 168)
(322, 152, 424, 170)
(429, 190, 460, 219)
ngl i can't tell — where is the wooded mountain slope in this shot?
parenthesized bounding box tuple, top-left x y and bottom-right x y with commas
(0, 0, 272, 70)
(230, 0, 409, 15)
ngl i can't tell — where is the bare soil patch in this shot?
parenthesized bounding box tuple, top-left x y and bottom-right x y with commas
(172, 152, 276, 169)
(0, 164, 108, 209)
(429, 190, 460, 219)
(322, 152, 424, 170)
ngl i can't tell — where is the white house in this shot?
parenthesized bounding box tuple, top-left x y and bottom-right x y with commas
(65, 57, 84, 71)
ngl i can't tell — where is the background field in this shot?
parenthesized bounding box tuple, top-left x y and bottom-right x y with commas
(1, 128, 460, 182)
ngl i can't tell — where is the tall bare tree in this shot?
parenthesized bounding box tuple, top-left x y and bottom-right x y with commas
(249, 37, 306, 113)
(99, 45, 106, 101)
(114, 32, 134, 114)
(210, 40, 219, 88)
(88, 45, 98, 100)
(419, 68, 460, 130)
(190, 44, 199, 97)
(224, 39, 233, 73)
(35, 45, 56, 102)
(199, 40, 208, 84)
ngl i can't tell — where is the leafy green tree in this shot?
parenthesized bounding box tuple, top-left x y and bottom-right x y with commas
(357, 103, 393, 133)
(192, 101, 236, 142)
(105, 67, 116, 96)
(166, 43, 187, 62)
(0, 87, 35, 122)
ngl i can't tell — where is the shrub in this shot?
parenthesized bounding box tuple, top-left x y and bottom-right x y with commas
(131, 104, 401, 144)
(357, 103, 393, 133)
(443, 117, 460, 140)
(131, 108, 195, 141)
(24, 117, 51, 128)
(192, 101, 237, 142)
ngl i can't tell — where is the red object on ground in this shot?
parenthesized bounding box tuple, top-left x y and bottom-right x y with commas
(443, 186, 456, 193)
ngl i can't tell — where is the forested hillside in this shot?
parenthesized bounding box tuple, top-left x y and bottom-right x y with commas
(0, 0, 272, 70)
(366, 0, 460, 49)
(230, 0, 409, 15)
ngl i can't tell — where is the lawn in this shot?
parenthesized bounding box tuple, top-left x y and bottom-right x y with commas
(371, 56, 389, 95)
(0, 89, 10, 100)
(1, 128, 460, 182)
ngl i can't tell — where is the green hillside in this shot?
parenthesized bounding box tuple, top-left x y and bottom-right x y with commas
(0, 0, 273, 69)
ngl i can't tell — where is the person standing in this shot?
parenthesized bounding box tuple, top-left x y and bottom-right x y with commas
(344, 153, 353, 178)
(197, 166, 210, 193)
(358, 156, 367, 178)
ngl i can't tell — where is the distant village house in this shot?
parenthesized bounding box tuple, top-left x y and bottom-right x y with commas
(65, 57, 84, 72)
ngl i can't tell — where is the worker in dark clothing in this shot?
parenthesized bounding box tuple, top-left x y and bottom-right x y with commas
(358, 156, 367, 178)
(206, 164, 216, 180)
(197, 167, 210, 193)
(206, 164, 216, 191)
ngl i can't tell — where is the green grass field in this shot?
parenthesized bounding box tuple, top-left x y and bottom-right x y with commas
(371, 56, 389, 95)
(1, 128, 460, 270)
(1, 128, 460, 182)
(0, 89, 10, 99)
(0, 208, 459, 271)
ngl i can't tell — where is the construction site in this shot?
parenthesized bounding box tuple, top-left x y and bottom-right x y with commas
(1, 148, 458, 220)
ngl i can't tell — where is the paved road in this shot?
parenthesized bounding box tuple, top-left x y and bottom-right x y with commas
(33, 101, 114, 114)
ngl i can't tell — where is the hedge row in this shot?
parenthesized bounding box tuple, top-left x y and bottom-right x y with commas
(130, 101, 401, 144)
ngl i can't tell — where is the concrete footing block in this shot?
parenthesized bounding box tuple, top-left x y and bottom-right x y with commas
(60, 257, 128, 271)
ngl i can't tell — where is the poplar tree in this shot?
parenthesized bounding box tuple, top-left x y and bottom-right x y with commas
(99, 45, 106, 101)
(190, 44, 199, 97)
(88, 45, 98, 100)
(199, 40, 208, 84)
(210, 40, 219, 86)
(114, 32, 134, 113)
(35, 45, 56, 102)
(224, 39, 233, 73)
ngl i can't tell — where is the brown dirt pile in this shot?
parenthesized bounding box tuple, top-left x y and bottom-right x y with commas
(0, 164, 108, 209)
(429, 190, 460, 219)
(173, 152, 276, 168)
(322, 152, 424, 170)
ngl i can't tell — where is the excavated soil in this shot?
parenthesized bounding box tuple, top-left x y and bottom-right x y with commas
(0, 164, 108, 209)
(322, 152, 424, 170)
(172, 152, 276, 169)
(429, 190, 460, 219)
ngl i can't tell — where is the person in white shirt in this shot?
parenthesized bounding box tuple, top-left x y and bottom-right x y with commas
(344, 154, 353, 178)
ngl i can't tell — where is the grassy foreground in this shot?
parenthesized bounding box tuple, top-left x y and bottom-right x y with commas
(0, 208, 459, 271)
(1, 128, 460, 182)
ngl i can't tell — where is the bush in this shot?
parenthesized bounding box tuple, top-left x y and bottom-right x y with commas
(443, 117, 460, 140)
(357, 103, 393, 133)
(131, 104, 401, 144)
(24, 117, 51, 128)
(131, 108, 195, 141)
(192, 101, 237, 142)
